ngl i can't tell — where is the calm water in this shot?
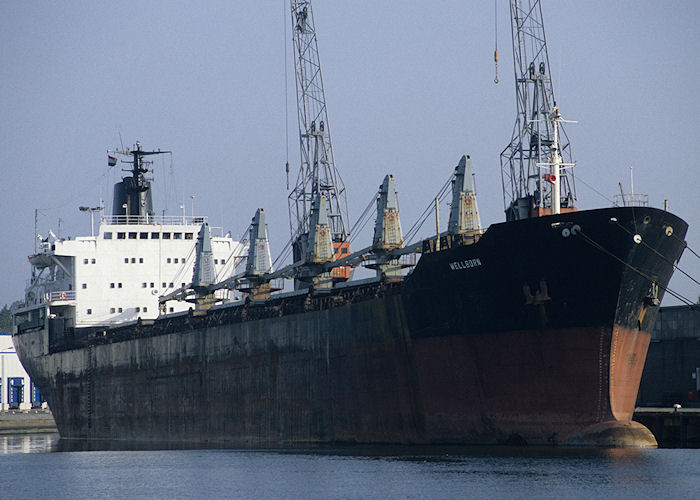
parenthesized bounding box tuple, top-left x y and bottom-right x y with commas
(0, 434, 698, 499)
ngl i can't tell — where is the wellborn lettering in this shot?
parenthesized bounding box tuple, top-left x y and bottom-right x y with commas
(449, 258, 482, 271)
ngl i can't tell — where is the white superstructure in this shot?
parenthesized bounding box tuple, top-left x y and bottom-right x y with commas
(17, 141, 246, 331)
(23, 215, 244, 328)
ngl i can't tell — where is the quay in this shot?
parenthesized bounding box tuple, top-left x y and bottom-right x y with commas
(634, 408, 700, 448)
(0, 409, 57, 435)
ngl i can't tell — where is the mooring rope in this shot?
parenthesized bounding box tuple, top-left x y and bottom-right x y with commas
(610, 220, 700, 287)
(577, 229, 698, 309)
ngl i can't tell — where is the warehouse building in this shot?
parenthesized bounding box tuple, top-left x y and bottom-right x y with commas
(638, 305, 700, 407)
(0, 333, 45, 410)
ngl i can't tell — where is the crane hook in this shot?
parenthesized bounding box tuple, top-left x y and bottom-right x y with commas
(494, 49, 499, 84)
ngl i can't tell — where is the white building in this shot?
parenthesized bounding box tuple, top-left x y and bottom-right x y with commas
(0, 334, 39, 411)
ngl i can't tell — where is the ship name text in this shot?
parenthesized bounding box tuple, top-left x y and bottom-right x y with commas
(449, 258, 482, 271)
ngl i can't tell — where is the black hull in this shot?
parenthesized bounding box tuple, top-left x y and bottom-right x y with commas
(14, 207, 688, 447)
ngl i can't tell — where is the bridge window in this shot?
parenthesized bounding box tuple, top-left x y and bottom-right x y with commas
(151, 232, 159, 239)
(117, 232, 126, 239)
(185, 233, 193, 240)
(173, 233, 182, 239)
(128, 232, 137, 239)
(104, 232, 112, 239)
(139, 232, 148, 239)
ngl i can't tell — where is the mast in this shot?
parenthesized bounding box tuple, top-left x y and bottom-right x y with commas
(500, 0, 576, 221)
(288, 0, 349, 267)
(110, 141, 170, 220)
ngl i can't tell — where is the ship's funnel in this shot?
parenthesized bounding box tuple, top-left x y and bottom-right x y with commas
(112, 178, 153, 218)
(448, 155, 481, 235)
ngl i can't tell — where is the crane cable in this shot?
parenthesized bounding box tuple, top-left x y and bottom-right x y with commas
(284, 0, 291, 189)
(494, 0, 499, 84)
(404, 173, 454, 243)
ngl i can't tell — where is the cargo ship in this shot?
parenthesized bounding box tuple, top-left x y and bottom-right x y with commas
(12, 1, 690, 447)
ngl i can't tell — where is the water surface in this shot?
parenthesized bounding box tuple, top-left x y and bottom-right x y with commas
(0, 434, 697, 499)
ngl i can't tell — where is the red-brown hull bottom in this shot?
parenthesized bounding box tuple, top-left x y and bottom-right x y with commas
(412, 326, 654, 446)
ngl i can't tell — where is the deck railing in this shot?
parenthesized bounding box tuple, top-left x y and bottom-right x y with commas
(101, 215, 209, 226)
(48, 290, 76, 302)
(613, 193, 649, 207)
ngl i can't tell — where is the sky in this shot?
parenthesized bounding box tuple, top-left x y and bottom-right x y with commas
(1, 1, 698, 308)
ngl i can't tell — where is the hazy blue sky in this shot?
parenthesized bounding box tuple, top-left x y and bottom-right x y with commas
(1, 1, 698, 307)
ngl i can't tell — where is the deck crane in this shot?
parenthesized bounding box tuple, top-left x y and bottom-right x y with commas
(500, 0, 577, 221)
(288, 0, 351, 288)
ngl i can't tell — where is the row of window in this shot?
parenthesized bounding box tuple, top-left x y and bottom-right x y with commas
(86, 306, 175, 315)
(141, 282, 187, 289)
(104, 232, 194, 240)
(84, 256, 226, 266)
(109, 306, 148, 313)
(85, 257, 200, 265)
(103, 282, 187, 289)
(163, 257, 225, 265)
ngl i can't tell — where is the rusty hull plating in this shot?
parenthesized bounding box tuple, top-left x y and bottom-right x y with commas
(13, 206, 688, 447)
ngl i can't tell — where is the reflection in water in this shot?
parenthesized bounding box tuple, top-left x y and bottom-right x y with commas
(0, 433, 60, 454)
(0, 437, 696, 498)
(0, 436, 655, 459)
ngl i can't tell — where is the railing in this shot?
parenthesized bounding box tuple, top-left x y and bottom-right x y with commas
(48, 290, 76, 302)
(101, 215, 209, 226)
(613, 193, 649, 207)
(21, 289, 75, 308)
